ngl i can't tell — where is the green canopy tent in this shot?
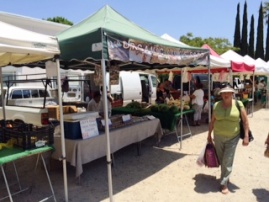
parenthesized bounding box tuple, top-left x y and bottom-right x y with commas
(57, 5, 209, 201)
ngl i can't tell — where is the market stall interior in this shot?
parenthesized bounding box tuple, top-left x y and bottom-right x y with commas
(56, 5, 210, 201)
(0, 21, 63, 202)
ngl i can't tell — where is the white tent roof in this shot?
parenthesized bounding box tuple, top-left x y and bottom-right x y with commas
(243, 55, 256, 66)
(255, 58, 269, 74)
(0, 11, 70, 36)
(221, 50, 255, 72)
(161, 33, 189, 47)
(221, 50, 244, 63)
(0, 21, 60, 67)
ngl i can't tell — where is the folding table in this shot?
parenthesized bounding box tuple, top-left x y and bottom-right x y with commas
(0, 146, 56, 202)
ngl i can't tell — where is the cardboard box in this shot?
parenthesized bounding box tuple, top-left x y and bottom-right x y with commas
(47, 105, 71, 120)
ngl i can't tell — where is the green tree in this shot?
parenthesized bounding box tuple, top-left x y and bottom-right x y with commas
(179, 33, 235, 55)
(241, 1, 248, 56)
(255, 3, 264, 59)
(265, 15, 269, 61)
(234, 3, 241, 52)
(248, 15, 255, 58)
(45, 16, 73, 26)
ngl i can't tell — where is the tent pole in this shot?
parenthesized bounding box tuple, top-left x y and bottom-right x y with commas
(101, 59, 114, 202)
(251, 72, 254, 117)
(0, 68, 6, 121)
(207, 54, 211, 122)
(180, 68, 183, 150)
(56, 59, 69, 202)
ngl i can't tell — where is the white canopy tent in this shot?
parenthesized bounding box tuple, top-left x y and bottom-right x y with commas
(255, 58, 269, 75)
(161, 33, 190, 47)
(0, 21, 68, 201)
(0, 11, 70, 36)
(0, 21, 60, 66)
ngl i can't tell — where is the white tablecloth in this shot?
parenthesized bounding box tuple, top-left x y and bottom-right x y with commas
(52, 118, 163, 177)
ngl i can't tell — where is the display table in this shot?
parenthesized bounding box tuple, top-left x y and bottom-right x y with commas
(112, 107, 194, 131)
(52, 118, 163, 178)
(0, 146, 56, 202)
(112, 107, 195, 149)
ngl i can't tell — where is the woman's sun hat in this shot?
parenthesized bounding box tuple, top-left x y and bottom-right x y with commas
(218, 85, 236, 94)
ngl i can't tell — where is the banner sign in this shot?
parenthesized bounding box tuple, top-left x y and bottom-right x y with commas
(107, 35, 208, 66)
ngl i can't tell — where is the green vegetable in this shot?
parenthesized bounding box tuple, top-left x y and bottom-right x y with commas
(126, 101, 142, 109)
(158, 104, 169, 112)
(169, 105, 179, 113)
(150, 105, 159, 112)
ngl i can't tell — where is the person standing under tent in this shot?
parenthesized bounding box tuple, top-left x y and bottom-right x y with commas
(87, 91, 101, 112)
(155, 83, 165, 104)
(207, 83, 249, 194)
(190, 83, 204, 126)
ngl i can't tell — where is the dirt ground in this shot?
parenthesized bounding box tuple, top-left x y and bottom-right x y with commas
(1, 106, 269, 202)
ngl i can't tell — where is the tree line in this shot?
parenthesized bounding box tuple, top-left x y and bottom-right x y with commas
(180, 2, 269, 61)
(234, 2, 269, 61)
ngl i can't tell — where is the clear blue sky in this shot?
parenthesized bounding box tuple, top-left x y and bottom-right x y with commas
(1, 0, 265, 44)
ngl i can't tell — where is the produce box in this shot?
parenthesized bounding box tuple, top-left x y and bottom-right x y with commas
(3, 123, 54, 150)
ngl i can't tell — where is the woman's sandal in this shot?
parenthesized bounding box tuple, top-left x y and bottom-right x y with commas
(220, 185, 229, 194)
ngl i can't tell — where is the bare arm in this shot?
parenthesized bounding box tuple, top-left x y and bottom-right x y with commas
(240, 106, 249, 146)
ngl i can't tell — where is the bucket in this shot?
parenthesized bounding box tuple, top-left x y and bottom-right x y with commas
(242, 93, 248, 99)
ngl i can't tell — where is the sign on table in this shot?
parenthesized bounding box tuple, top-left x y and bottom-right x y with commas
(80, 117, 99, 139)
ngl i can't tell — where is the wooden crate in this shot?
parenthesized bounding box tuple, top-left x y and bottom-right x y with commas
(47, 106, 71, 120)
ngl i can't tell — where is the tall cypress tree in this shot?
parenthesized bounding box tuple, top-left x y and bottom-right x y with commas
(255, 3, 264, 59)
(241, 1, 248, 56)
(234, 3, 241, 52)
(248, 15, 255, 58)
(265, 15, 269, 61)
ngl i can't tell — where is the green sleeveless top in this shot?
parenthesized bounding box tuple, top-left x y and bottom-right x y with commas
(213, 100, 244, 137)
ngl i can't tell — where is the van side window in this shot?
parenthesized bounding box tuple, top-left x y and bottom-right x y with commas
(11, 90, 23, 99)
(23, 90, 31, 98)
(151, 76, 157, 87)
(39, 89, 48, 97)
(32, 89, 39, 98)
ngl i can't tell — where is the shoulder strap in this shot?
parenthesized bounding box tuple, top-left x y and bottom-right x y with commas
(235, 100, 240, 111)
(235, 100, 242, 119)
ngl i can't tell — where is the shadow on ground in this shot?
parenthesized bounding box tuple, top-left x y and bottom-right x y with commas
(252, 188, 269, 202)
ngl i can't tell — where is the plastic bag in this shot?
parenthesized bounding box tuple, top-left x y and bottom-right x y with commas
(203, 101, 209, 113)
(196, 143, 207, 167)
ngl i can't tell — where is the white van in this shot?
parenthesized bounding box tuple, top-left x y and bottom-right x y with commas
(110, 71, 158, 106)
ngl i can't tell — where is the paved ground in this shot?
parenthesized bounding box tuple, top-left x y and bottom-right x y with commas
(1, 104, 269, 202)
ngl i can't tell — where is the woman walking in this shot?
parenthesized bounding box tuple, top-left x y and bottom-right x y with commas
(207, 83, 250, 194)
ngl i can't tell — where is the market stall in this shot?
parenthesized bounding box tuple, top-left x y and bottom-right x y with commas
(0, 21, 66, 201)
(57, 5, 209, 200)
(221, 50, 255, 116)
(155, 44, 231, 121)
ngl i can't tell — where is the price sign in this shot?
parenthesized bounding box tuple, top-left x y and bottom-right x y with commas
(80, 117, 99, 139)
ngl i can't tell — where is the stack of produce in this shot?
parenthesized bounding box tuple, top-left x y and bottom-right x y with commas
(167, 99, 190, 110)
